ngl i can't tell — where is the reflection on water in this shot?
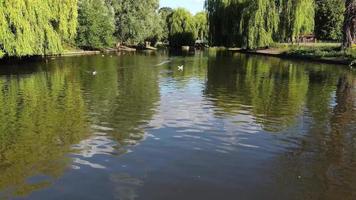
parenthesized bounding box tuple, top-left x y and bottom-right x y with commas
(0, 52, 355, 199)
(0, 66, 87, 198)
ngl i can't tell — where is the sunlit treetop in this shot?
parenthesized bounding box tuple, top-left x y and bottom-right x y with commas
(0, 0, 78, 57)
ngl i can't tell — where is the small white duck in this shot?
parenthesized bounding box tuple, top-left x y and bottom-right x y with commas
(350, 60, 356, 69)
(92, 71, 97, 76)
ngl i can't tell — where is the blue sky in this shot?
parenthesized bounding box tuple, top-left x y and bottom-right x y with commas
(160, 0, 205, 14)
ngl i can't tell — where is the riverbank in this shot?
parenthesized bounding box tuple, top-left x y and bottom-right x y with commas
(0, 49, 102, 64)
(226, 43, 356, 66)
(56, 50, 101, 57)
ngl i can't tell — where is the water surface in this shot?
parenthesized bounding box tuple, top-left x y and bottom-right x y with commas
(0, 51, 355, 200)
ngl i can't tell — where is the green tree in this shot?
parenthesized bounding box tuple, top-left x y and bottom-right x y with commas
(205, 0, 244, 46)
(315, 0, 344, 41)
(158, 7, 174, 43)
(241, 0, 279, 48)
(76, 0, 115, 49)
(278, 0, 315, 42)
(168, 8, 196, 47)
(194, 11, 209, 41)
(0, 0, 77, 57)
(112, 0, 162, 44)
(205, 0, 315, 48)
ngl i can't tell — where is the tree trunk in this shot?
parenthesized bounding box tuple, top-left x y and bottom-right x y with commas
(343, 0, 356, 48)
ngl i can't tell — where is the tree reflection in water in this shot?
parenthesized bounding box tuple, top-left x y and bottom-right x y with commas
(0, 53, 355, 200)
(0, 65, 87, 198)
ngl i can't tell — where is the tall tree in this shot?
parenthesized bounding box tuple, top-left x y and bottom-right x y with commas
(76, 0, 115, 49)
(205, 0, 315, 48)
(278, 0, 315, 42)
(167, 8, 196, 47)
(158, 7, 173, 43)
(343, 0, 356, 48)
(241, 0, 279, 48)
(112, 0, 162, 44)
(194, 11, 209, 41)
(205, 0, 245, 46)
(315, 0, 344, 41)
(0, 0, 78, 57)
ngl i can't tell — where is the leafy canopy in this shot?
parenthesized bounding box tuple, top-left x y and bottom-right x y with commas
(205, 0, 315, 48)
(112, 0, 162, 44)
(167, 8, 196, 47)
(76, 0, 115, 49)
(0, 0, 77, 57)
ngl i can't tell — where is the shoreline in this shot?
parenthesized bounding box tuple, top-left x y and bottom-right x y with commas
(54, 50, 101, 57)
(1, 47, 354, 67)
(227, 47, 353, 66)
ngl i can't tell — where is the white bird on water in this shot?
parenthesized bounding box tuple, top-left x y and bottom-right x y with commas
(350, 60, 356, 69)
(178, 65, 184, 71)
(92, 71, 97, 76)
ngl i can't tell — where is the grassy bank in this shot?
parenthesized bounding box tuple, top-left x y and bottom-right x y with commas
(59, 43, 101, 57)
(226, 43, 356, 66)
(276, 43, 355, 63)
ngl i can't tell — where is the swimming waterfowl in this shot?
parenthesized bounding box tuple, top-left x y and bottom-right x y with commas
(350, 60, 356, 69)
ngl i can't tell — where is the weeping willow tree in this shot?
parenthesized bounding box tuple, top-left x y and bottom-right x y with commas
(205, 0, 315, 48)
(278, 0, 315, 42)
(205, 0, 279, 48)
(194, 11, 209, 41)
(205, 0, 245, 46)
(240, 0, 279, 49)
(0, 0, 78, 57)
(167, 8, 196, 47)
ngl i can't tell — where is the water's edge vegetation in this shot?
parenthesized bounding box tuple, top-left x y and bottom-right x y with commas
(0, 0, 355, 64)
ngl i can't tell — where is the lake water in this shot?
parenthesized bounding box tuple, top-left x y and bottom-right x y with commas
(0, 51, 355, 200)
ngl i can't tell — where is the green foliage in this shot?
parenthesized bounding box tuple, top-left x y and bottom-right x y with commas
(168, 8, 196, 36)
(194, 11, 208, 41)
(205, 0, 315, 48)
(241, 0, 279, 49)
(283, 44, 356, 60)
(159, 8, 208, 47)
(167, 8, 196, 47)
(158, 7, 173, 43)
(0, 0, 78, 57)
(205, 0, 241, 46)
(278, 0, 315, 42)
(76, 0, 115, 49)
(112, 0, 162, 44)
(315, 0, 344, 41)
(205, 0, 280, 48)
